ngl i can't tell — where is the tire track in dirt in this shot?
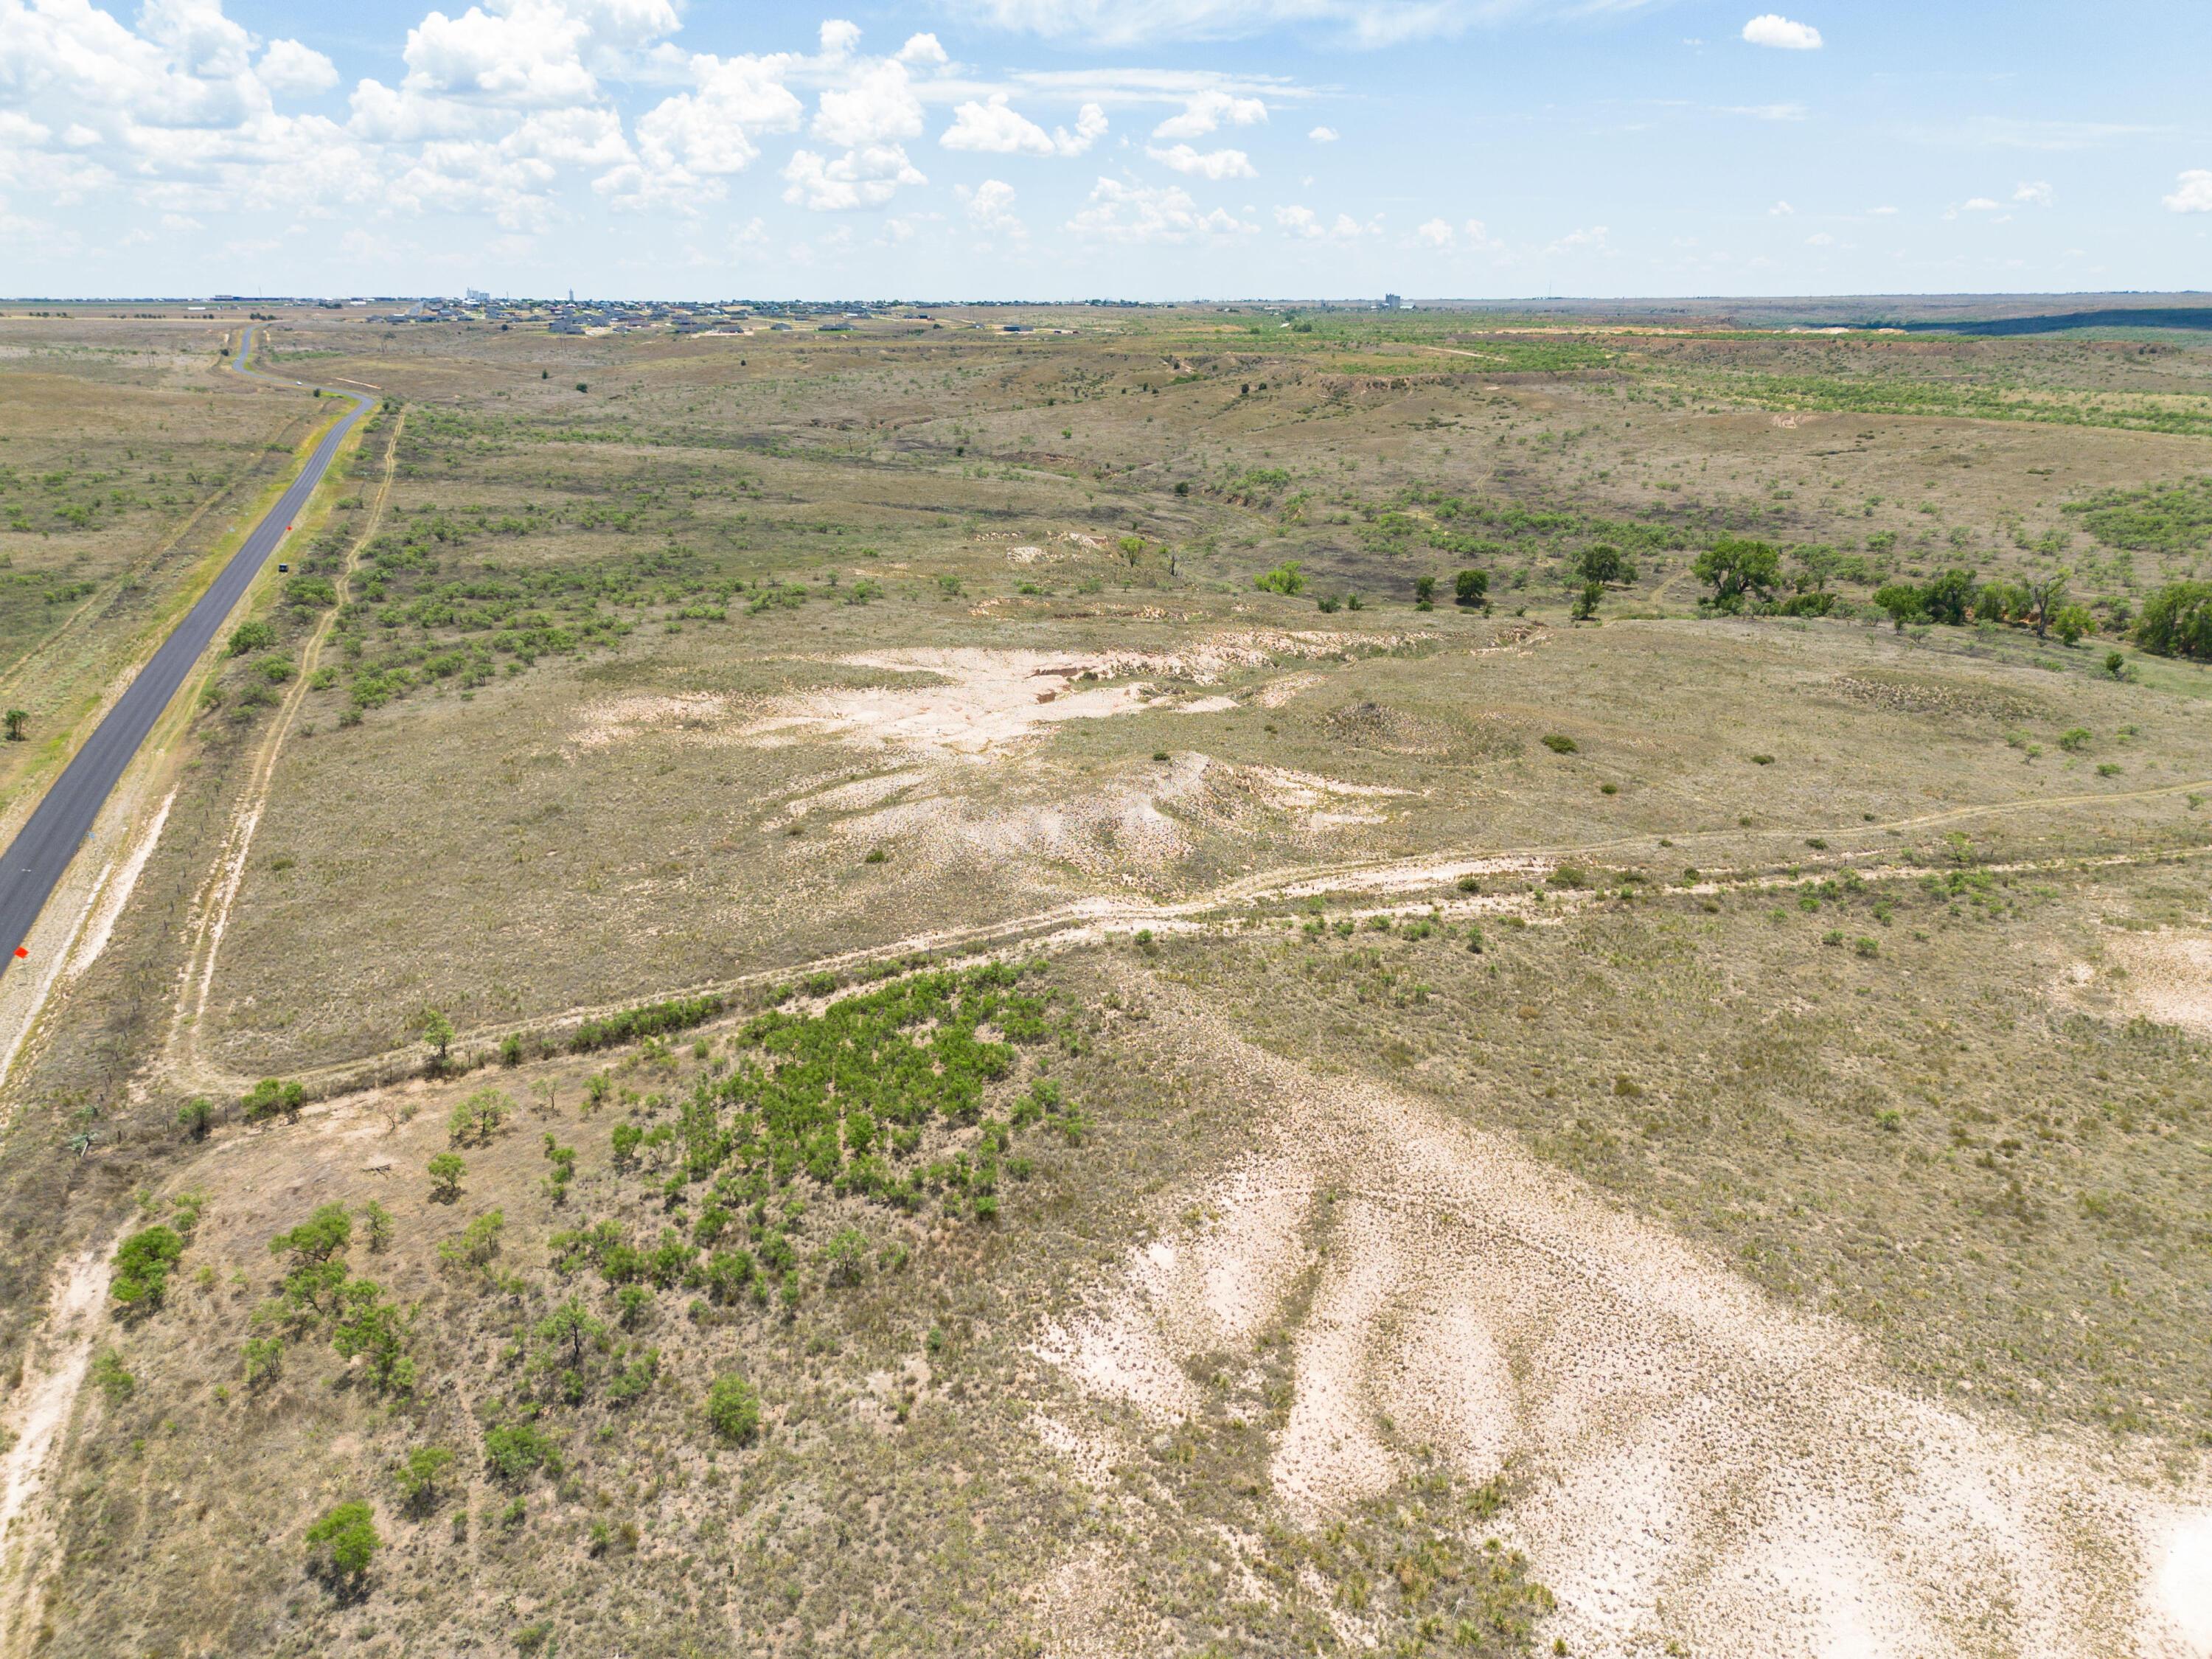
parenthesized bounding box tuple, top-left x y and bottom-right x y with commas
(164, 783, 2212, 1105)
(163, 409, 405, 1085)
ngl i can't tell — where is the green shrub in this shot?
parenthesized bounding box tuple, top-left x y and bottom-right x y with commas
(820, 1227, 868, 1287)
(484, 1422, 560, 1484)
(426, 1152, 465, 1201)
(1540, 733, 1576, 754)
(227, 619, 277, 656)
(706, 1374, 762, 1444)
(394, 1445, 455, 1513)
(571, 994, 723, 1053)
(240, 1077, 306, 1123)
(305, 1500, 381, 1586)
(438, 1209, 505, 1272)
(2051, 604, 2093, 646)
(243, 1335, 283, 1390)
(89, 1349, 134, 1403)
(2135, 580, 2212, 661)
(1253, 562, 1306, 595)
(111, 1224, 185, 1312)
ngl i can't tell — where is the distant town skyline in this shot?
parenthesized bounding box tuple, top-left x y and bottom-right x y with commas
(1, 0, 2206, 299)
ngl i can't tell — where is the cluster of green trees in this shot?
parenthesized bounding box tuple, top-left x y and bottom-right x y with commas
(545, 964, 1068, 1334)
(1870, 568, 2091, 641)
(571, 993, 726, 1054)
(2136, 581, 2212, 661)
(111, 1192, 204, 1314)
(255, 1203, 415, 1397)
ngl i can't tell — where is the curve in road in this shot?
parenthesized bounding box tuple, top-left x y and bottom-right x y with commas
(0, 327, 374, 975)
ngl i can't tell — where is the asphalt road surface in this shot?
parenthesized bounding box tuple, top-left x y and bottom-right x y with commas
(0, 327, 372, 977)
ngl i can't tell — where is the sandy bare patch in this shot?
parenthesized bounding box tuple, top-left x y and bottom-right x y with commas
(1032, 995, 2212, 1659)
(748, 634, 1419, 758)
(0, 1240, 114, 1649)
(842, 755, 1225, 881)
(2079, 929, 2212, 1036)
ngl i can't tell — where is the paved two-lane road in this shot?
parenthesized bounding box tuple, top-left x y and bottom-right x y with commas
(0, 327, 373, 976)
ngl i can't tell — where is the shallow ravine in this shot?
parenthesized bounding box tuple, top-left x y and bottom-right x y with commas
(0, 1239, 115, 1655)
(1032, 988, 2212, 1659)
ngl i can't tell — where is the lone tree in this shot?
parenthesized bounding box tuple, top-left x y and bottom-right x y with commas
(2, 709, 25, 742)
(177, 1097, 213, 1141)
(1453, 568, 1490, 611)
(305, 1501, 381, 1595)
(1571, 579, 1604, 622)
(394, 1445, 455, 1515)
(448, 1087, 509, 1147)
(1691, 538, 1781, 614)
(537, 1296, 605, 1369)
(422, 1009, 456, 1072)
(1577, 543, 1632, 587)
(2023, 569, 2072, 640)
(426, 1152, 466, 1202)
(706, 1373, 762, 1444)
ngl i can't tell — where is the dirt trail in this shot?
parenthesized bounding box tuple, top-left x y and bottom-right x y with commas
(0, 1242, 112, 1655)
(167, 779, 2212, 1106)
(165, 411, 403, 1084)
(1034, 995, 2212, 1658)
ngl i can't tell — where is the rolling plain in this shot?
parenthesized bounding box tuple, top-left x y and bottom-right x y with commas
(0, 296, 2209, 1658)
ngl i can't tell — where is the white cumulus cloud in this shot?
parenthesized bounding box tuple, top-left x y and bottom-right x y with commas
(960, 0, 1489, 47)
(2012, 179, 2053, 206)
(958, 176, 1023, 234)
(1308, 124, 1338, 142)
(1152, 90, 1266, 139)
(1148, 142, 1255, 179)
(1742, 13, 1823, 49)
(1276, 204, 1367, 240)
(813, 57, 922, 147)
(1068, 175, 1253, 242)
(781, 142, 925, 210)
(940, 95, 1105, 156)
(257, 38, 338, 96)
(2164, 170, 2212, 212)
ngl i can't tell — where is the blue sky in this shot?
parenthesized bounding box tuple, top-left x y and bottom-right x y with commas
(1, 0, 2207, 299)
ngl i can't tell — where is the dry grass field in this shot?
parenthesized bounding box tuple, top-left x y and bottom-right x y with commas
(2, 299, 2211, 1659)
